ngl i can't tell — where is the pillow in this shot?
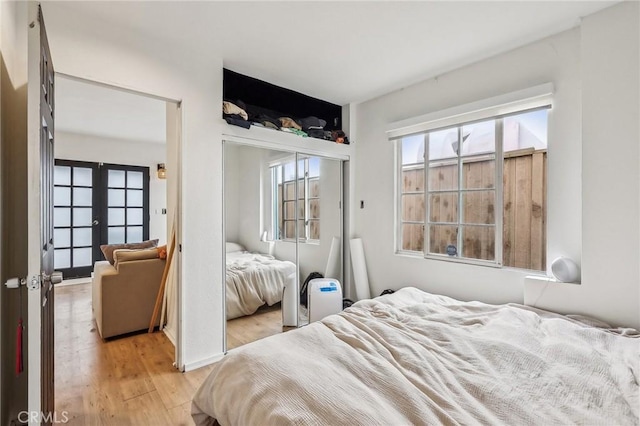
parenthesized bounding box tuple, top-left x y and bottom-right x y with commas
(100, 239, 159, 265)
(113, 247, 160, 268)
(226, 242, 245, 253)
(157, 245, 168, 259)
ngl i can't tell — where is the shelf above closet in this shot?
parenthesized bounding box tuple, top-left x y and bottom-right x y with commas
(221, 119, 352, 160)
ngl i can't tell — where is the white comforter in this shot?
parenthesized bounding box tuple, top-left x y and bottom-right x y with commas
(225, 251, 296, 320)
(193, 287, 640, 425)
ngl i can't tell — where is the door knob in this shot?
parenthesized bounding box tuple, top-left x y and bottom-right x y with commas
(92, 219, 99, 226)
(43, 271, 63, 285)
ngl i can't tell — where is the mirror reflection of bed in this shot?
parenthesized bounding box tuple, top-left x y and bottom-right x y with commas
(224, 142, 343, 349)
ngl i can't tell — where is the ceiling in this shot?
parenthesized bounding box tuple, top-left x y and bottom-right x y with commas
(48, 1, 617, 143)
(55, 76, 166, 144)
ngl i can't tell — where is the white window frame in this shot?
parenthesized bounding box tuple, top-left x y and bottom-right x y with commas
(390, 84, 552, 268)
(270, 155, 319, 243)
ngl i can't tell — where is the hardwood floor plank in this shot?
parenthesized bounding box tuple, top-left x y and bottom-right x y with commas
(54, 282, 286, 425)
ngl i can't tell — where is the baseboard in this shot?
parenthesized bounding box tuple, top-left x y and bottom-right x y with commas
(163, 327, 176, 346)
(57, 277, 91, 287)
(183, 353, 225, 372)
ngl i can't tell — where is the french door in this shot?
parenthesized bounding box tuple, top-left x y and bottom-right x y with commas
(53, 161, 150, 278)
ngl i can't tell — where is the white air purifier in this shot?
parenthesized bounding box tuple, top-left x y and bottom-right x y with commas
(307, 278, 343, 323)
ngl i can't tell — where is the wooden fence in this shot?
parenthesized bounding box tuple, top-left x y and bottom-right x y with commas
(401, 149, 546, 270)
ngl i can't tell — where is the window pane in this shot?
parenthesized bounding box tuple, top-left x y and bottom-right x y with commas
(73, 167, 92, 186)
(461, 225, 495, 261)
(504, 109, 548, 152)
(108, 208, 125, 226)
(127, 190, 143, 207)
(297, 179, 305, 199)
(108, 189, 125, 207)
(309, 199, 320, 219)
(284, 182, 295, 200)
(73, 208, 92, 226)
(298, 160, 305, 178)
(284, 221, 295, 239)
(54, 249, 70, 269)
(428, 128, 458, 161)
(127, 226, 143, 243)
(127, 208, 143, 225)
(275, 166, 283, 184)
(461, 119, 495, 156)
(309, 179, 320, 198)
(73, 248, 92, 267)
(462, 191, 495, 225)
(429, 225, 458, 255)
(309, 157, 320, 178)
(402, 135, 424, 165)
(298, 200, 305, 219)
(127, 171, 144, 189)
(428, 162, 458, 191)
(108, 169, 126, 188)
(402, 167, 425, 192)
(283, 201, 295, 220)
(402, 224, 424, 252)
(54, 187, 71, 206)
(54, 166, 70, 185)
(73, 188, 92, 206)
(503, 149, 546, 271)
(284, 162, 295, 181)
(429, 192, 458, 223)
(54, 208, 70, 227)
(402, 194, 425, 222)
(73, 228, 92, 247)
(462, 157, 495, 189)
(309, 220, 320, 240)
(54, 228, 70, 248)
(108, 227, 125, 244)
(298, 220, 306, 239)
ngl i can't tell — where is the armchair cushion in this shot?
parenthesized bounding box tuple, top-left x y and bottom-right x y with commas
(113, 247, 159, 268)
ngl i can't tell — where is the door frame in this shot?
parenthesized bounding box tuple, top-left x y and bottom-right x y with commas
(51, 72, 185, 370)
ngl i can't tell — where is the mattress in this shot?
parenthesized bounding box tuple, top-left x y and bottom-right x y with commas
(193, 287, 640, 425)
(225, 251, 296, 320)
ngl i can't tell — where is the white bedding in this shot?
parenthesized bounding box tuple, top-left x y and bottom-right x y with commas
(193, 287, 640, 425)
(225, 251, 296, 320)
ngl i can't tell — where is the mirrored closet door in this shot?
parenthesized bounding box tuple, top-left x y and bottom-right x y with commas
(223, 141, 344, 350)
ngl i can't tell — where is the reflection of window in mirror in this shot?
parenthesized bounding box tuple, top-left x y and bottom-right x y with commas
(270, 156, 320, 243)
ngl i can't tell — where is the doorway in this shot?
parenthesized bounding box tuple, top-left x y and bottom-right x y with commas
(52, 74, 184, 420)
(53, 160, 151, 279)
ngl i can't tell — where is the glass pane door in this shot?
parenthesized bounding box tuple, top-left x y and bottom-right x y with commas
(101, 163, 150, 245)
(53, 160, 99, 278)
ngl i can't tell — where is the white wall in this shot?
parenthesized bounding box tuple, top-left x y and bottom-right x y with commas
(525, 2, 639, 329)
(354, 2, 639, 329)
(224, 143, 241, 244)
(42, 4, 226, 369)
(55, 131, 168, 245)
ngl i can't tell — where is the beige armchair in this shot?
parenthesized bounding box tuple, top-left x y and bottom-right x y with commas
(92, 256, 165, 339)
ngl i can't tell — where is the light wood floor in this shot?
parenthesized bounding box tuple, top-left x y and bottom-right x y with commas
(54, 283, 285, 425)
(54, 283, 214, 425)
(226, 303, 283, 350)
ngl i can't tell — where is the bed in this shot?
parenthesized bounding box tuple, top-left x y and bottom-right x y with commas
(193, 287, 639, 425)
(225, 243, 296, 320)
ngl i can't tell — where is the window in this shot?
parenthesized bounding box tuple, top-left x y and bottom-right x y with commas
(397, 108, 548, 270)
(271, 156, 320, 242)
